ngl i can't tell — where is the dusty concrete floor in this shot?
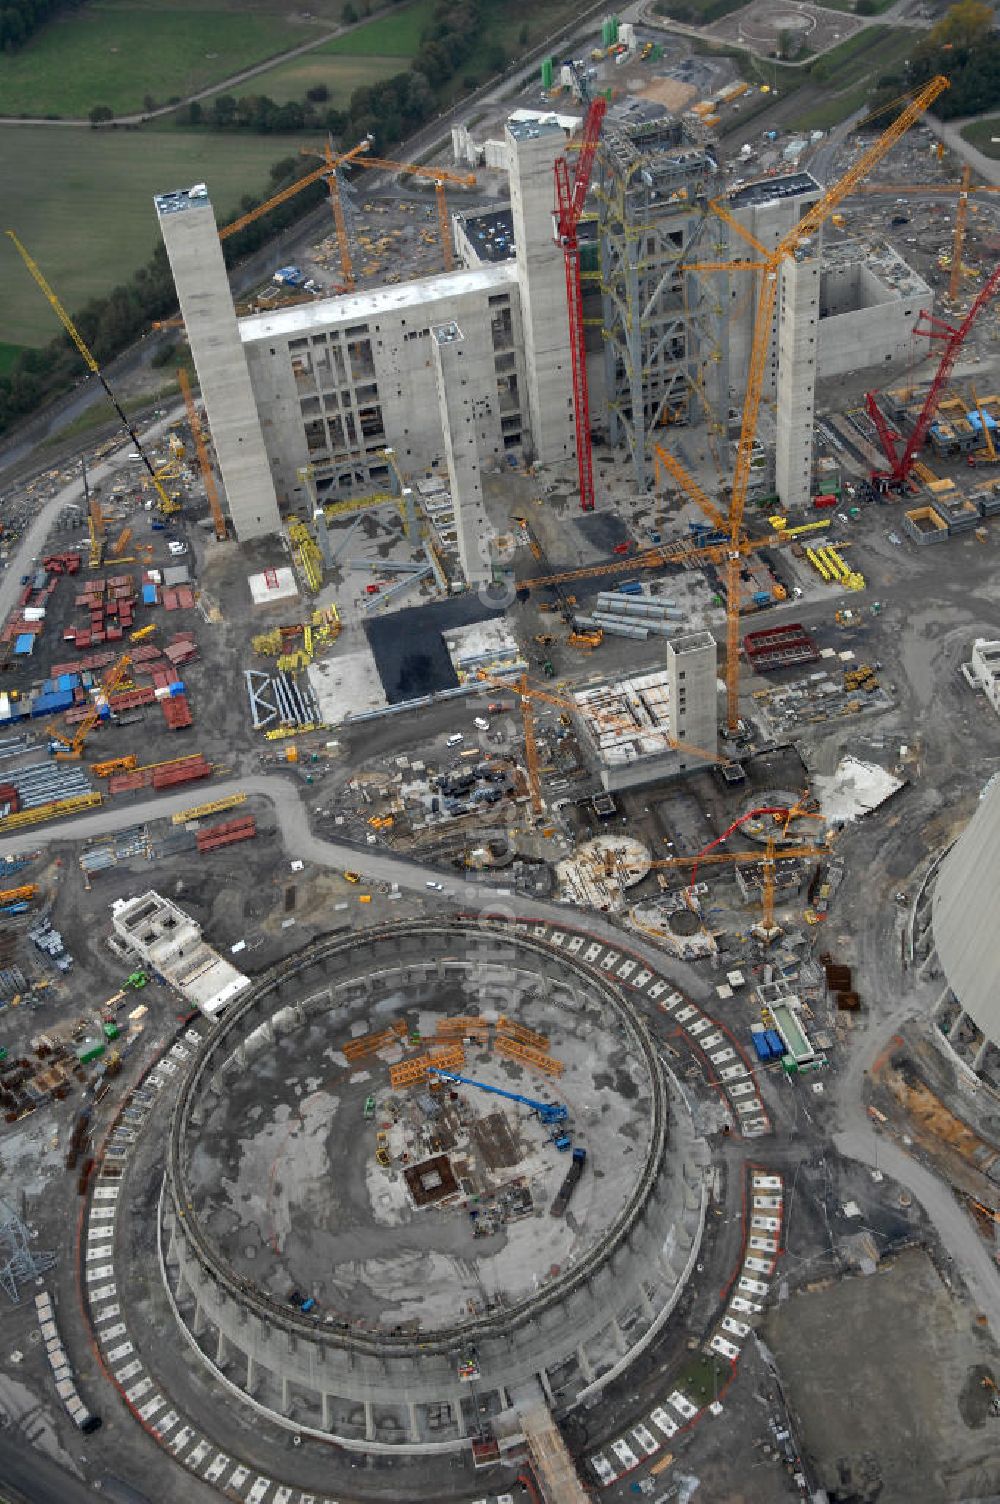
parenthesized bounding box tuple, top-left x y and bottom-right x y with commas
(187, 979, 653, 1329)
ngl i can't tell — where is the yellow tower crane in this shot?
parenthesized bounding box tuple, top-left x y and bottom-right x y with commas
(5, 232, 179, 516)
(478, 673, 723, 817)
(177, 368, 228, 541)
(663, 74, 949, 732)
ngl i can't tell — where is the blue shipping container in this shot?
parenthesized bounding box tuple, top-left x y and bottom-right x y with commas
(617, 581, 643, 595)
(764, 1028, 784, 1059)
(751, 1031, 771, 1062)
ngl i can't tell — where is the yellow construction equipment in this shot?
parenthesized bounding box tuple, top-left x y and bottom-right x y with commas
(91, 755, 138, 777)
(853, 168, 1000, 302)
(950, 163, 972, 304)
(288, 519, 324, 593)
(45, 654, 132, 761)
(177, 368, 227, 541)
(129, 624, 157, 643)
(110, 526, 132, 558)
(0, 791, 102, 831)
(223, 144, 474, 283)
(600, 836, 830, 941)
(567, 629, 602, 650)
(6, 233, 178, 516)
(679, 74, 948, 731)
(296, 135, 375, 290)
(171, 793, 248, 826)
(0, 884, 38, 904)
(88, 495, 105, 568)
(477, 672, 721, 816)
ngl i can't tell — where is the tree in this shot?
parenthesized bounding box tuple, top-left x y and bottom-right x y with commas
(776, 28, 793, 59)
(88, 105, 113, 124)
(518, 23, 529, 45)
(927, 0, 993, 51)
(306, 83, 329, 102)
(342, 1, 358, 21)
(212, 94, 236, 126)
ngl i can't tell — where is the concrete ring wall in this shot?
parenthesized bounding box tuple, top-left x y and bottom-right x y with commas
(162, 919, 706, 1451)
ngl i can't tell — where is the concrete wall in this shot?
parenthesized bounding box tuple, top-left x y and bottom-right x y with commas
(162, 922, 700, 1449)
(775, 251, 820, 508)
(725, 179, 821, 410)
(507, 120, 577, 468)
(431, 322, 494, 587)
(818, 266, 927, 378)
(667, 630, 718, 766)
(155, 186, 282, 543)
(240, 266, 525, 521)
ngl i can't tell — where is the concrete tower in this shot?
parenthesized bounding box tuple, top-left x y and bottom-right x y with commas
(667, 631, 718, 768)
(154, 184, 282, 543)
(775, 248, 820, 507)
(431, 321, 493, 587)
(506, 119, 576, 467)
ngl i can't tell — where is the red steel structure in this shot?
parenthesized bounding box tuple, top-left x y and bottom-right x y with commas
(866, 263, 1000, 490)
(553, 96, 607, 513)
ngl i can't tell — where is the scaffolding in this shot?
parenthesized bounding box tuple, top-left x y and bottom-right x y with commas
(595, 118, 721, 492)
(0, 1201, 57, 1304)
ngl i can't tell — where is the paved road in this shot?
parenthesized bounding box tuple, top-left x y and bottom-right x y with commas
(922, 115, 1000, 188)
(0, 773, 718, 999)
(0, 1430, 97, 1504)
(829, 990, 1000, 1345)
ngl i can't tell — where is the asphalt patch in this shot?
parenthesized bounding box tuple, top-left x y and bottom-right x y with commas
(364, 594, 506, 704)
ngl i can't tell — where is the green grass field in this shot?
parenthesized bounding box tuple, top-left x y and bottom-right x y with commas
(214, 51, 404, 107)
(785, 27, 913, 130)
(961, 115, 1000, 161)
(0, 0, 346, 119)
(202, 0, 436, 108)
(0, 127, 306, 348)
(320, 0, 436, 57)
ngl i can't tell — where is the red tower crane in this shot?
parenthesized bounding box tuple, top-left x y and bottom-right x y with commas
(553, 96, 607, 513)
(866, 263, 1000, 490)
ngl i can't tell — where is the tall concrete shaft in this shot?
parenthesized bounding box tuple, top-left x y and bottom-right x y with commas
(431, 321, 492, 587)
(775, 249, 820, 507)
(507, 120, 576, 468)
(155, 184, 282, 542)
(667, 631, 718, 768)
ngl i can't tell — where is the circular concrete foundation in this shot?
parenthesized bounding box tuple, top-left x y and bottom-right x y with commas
(162, 920, 707, 1451)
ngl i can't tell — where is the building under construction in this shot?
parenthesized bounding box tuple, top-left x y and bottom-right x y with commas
(156, 103, 936, 548)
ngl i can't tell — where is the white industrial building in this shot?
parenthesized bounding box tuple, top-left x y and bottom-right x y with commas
(111, 891, 250, 1020)
(156, 120, 933, 547)
(964, 638, 1000, 715)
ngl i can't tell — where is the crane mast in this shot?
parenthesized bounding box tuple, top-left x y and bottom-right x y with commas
(6, 231, 177, 516)
(553, 96, 608, 513)
(690, 73, 948, 731)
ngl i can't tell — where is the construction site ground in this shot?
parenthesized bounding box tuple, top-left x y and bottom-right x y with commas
(764, 1247, 999, 1504)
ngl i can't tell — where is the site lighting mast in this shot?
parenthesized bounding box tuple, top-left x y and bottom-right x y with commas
(554, 93, 607, 513)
